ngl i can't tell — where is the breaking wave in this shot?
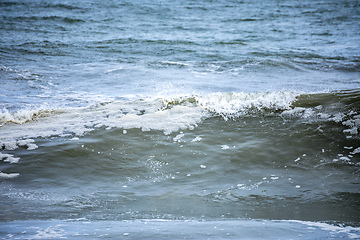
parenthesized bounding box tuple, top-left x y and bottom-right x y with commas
(1, 90, 359, 145)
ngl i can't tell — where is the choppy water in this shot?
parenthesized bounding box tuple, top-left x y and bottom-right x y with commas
(1, 0, 360, 239)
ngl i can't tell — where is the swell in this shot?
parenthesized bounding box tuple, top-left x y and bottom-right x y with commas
(3, 15, 85, 24)
(0, 1, 85, 11)
(1, 90, 359, 225)
(1, 89, 359, 143)
(293, 89, 360, 109)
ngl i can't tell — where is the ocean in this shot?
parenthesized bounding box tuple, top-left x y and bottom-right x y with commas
(1, 0, 360, 239)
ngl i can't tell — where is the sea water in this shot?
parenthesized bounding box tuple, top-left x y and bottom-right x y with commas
(1, 0, 360, 239)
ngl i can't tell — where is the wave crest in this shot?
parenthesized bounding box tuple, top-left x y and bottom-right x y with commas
(2, 90, 358, 143)
(0, 108, 56, 126)
(161, 91, 299, 121)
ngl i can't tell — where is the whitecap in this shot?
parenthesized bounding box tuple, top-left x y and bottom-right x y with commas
(0, 153, 20, 164)
(0, 171, 20, 178)
(191, 136, 202, 142)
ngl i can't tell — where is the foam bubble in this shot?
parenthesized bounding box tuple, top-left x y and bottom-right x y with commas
(2, 141, 18, 150)
(350, 147, 360, 154)
(0, 171, 20, 178)
(17, 139, 38, 150)
(173, 132, 185, 142)
(344, 127, 358, 135)
(191, 136, 202, 142)
(0, 153, 20, 164)
(339, 156, 351, 161)
(1, 139, 38, 151)
(221, 145, 229, 150)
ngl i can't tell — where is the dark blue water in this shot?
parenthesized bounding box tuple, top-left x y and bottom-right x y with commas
(1, 0, 360, 239)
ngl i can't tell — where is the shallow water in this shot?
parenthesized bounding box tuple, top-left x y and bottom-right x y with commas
(1, 0, 360, 239)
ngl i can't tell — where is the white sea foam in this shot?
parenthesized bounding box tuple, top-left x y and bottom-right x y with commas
(173, 132, 185, 142)
(1, 91, 357, 147)
(195, 91, 299, 120)
(341, 113, 360, 138)
(281, 99, 359, 140)
(191, 136, 202, 142)
(0, 107, 54, 125)
(1, 139, 38, 151)
(17, 139, 38, 150)
(2, 219, 360, 239)
(0, 171, 20, 178)
(287, 220, 360, 239)
(221, 145, 229, 150)
(0, 153, 20, 164)
(0, 98, 206, 144)
(350, 147, 360, 155)
(31, 225, 66, 239)
(2, 141, 18, 150)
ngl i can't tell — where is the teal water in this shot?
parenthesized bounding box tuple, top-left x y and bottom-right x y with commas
(1, 0, 360, 239)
